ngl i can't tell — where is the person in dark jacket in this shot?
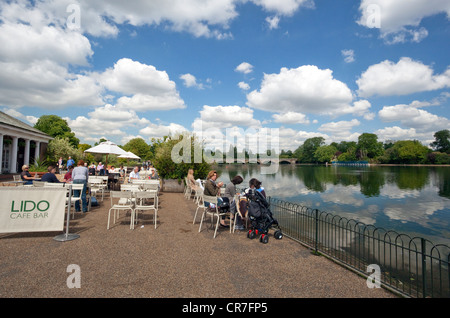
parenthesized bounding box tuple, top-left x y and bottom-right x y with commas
(41, 166, 63, 183)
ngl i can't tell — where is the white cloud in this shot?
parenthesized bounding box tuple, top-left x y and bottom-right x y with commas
(139, 122, 187, 139)
(319, 119, 361, 134)
(238, 81, 250, 90)
(193, 105, 261, 130)
(251, 0, 315, 16)
(357, 0, 450, 43)
(246, 65, 372, 119)
(180, 73, 204, 89)
(378, 100, 450, 132)
(272, 112, 310, 124)
(375, 126, 420, 142)
(341, 49, 355, 63)
(266, 15, 280, 29)
(97, 58, 186, 111)
(0, 60, 103, 108)
(357, 57, 450, 97)
(235, 62, 254, 74)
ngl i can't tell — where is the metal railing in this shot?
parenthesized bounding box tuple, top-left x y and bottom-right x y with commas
(268, 197, 450, 298)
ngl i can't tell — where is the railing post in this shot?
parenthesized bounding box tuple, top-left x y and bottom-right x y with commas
(421, 238, 427, 298)
(314, 209, 319, 255)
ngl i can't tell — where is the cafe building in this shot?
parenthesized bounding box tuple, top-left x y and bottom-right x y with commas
(0, 111, 52, 174)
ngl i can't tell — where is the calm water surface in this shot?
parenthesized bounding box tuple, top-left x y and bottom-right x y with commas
(213, 164, 450, 246)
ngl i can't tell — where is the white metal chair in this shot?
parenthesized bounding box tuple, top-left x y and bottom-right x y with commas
(133, 191, 158, 229)
(198, 195, 231, 238)
(89, 178, 105, 201)
(65, 184, 84, 219)
(193, 189, 205, 224)
(107, 191, 134, 230)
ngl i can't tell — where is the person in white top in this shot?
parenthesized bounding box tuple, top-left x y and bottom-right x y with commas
(128, 166, 140, 182)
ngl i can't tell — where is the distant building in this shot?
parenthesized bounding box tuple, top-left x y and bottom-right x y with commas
(0, 111, 52, 174)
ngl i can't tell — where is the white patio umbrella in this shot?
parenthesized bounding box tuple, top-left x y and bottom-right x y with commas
(118, 151, 141, 160)
(84, 140, 128, 165)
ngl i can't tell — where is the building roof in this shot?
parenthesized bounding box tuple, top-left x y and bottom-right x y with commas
(0, 111, 51, 139)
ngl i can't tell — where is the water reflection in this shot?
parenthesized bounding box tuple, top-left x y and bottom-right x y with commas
(214, 164, 450, 245)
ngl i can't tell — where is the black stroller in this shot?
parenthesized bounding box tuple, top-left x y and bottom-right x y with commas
(245, 189, 283, 244)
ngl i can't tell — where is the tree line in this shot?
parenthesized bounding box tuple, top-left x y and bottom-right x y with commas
(282, 130, 450, 165)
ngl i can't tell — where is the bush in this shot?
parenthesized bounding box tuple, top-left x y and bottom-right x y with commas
(153, 133, 210, 181)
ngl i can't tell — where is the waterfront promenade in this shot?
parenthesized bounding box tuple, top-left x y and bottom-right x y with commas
(0, 189, 395, 299)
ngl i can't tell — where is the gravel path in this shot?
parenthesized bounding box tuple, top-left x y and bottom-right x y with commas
(0, 191, 396, 300)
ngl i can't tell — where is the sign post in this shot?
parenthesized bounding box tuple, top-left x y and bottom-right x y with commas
(54, 184, 80, 242)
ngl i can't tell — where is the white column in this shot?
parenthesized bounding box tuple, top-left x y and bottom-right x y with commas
(0, 134, 3, 174)
(34, 141, 40, 164)
(11, 136, 18, 173)
(24, 139, 30, 166)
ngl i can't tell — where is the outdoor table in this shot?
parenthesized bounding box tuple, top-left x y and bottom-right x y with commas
(108, 173, 120, 190)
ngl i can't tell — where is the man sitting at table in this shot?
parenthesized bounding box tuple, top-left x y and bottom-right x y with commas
(41, 165, 64, 183)
(20, 164, 38, 185)
(128, 166, 140, 182)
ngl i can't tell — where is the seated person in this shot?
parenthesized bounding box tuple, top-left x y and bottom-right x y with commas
(204, 170, 227, 227)
(248, 178, 266, 197)
(186, 169, 197, 190)
(149, 169, 159, 180)
(64, 167, 73, 182)
(20, 164, 38, 185)
(118, 165, 126, 177)
(97, 162, 105, 176)
(108, 166, 116, 174)
(223, 175, 244, 230)
(41, 165, 64, 183)
(128, 166, 140, 182)
(88, 163, 96, 175)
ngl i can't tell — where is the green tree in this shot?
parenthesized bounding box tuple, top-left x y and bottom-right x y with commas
(34, 115, 79, 147)
(123, 138, 151, 160)
(382, 140, 430, 164)
(314, 145, 337, 163)
(430, 130, 450, 153)
(357, 133, 383, 159)
(294, 137, 325, 163)
(46, 137, 82, 164)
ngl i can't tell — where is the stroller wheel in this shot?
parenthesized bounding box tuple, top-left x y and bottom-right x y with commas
(260, 234, 269, 244)
(274, 230, 283, 240)
(247, 230, 256, 239)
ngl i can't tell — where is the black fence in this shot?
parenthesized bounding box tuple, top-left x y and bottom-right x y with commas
(268, 197, 450, 298)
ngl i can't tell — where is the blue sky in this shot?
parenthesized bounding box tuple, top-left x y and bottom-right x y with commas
(0, 0, 449, 151)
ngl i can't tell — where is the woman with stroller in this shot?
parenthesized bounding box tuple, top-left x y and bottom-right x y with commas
(203, 170, 228, 228)
(249, 178, 266, 197)
(223, 175, 244, 230)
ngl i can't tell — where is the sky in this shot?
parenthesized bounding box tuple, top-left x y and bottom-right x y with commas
(0, 0, 449, 152)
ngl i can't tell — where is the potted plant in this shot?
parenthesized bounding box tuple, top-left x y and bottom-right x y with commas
(28, 157, 48, 177)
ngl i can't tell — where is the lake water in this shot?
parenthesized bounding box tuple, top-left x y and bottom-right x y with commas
(213, 164, 450, 246)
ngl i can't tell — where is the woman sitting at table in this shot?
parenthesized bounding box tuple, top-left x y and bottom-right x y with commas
(20, 164, 38, 185)
(186, 169, 197, 191)
(204, 170, 227, 228)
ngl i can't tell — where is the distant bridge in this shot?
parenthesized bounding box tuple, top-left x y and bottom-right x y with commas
(215, 158, 297, 165)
